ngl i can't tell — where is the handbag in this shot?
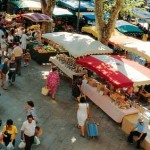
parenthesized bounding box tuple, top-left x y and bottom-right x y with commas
(41, 86, 49, 96)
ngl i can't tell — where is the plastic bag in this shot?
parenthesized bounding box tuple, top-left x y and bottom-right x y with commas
(34, 136, 40, 145)
(18, 141, 26, 149)
(7, 142, 14, 150)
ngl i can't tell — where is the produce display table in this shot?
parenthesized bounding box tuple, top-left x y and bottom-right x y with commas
(49, 57, 83, 79)
(121, 114, 150, 150)
(28, 41, 57, 64)
(81, 79, 139, 123)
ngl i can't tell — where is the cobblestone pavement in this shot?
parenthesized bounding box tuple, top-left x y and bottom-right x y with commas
(0, 60, 138, 150)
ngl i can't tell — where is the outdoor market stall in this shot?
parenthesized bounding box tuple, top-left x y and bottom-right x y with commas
(57, 0, 95, 12)
(7, 0, 41, 14)
(82, 26, 149, 65)
(42, 32, 113, 78)
(76, 55, 150, 122)
(42, 32, 113, 58)
(116, 20, 143, 37)
(52, 7, 76, 32)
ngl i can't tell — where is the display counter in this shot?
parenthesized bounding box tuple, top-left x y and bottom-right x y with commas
(81, 79, 139, 123)
(49, 57, 83, 79)
(122, 114, 150, 150)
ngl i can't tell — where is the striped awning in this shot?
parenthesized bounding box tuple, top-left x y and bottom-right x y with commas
(21, 13, 53, 22)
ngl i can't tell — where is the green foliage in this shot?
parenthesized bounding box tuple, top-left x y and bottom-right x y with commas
(119, 0, 144, 19)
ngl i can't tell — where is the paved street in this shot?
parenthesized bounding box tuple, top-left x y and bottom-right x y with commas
(0, 60, 138, 150)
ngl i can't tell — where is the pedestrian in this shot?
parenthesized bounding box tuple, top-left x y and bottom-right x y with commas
(20, 30, 28, 53)
(23, 49, 31, 67)
(128, 117, 147, 149)
(77, 97, 90, 137)
(8, 55, 17, 84)
(21, 115, 36, 150)
(2, 119, 18, 147)
(1, 35, 7, 56)
(0, 49, 2, 64)
(0, 58, 9, 90)
(12, 42, 23, 76)
(72, 76, 83, 101)
(7, 32, 14, 49)
(24, 100, 38, 122)
(46, 67, 60, 100)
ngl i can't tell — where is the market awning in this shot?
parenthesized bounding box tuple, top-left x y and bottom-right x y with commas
(133, 8, 150, 23)
(57, 0, 95, 12)
(76, 55, 150, 88)
(81, 26, 123, 38)
(53, 7, 74, 18)
(8, 0, 41, 10)
(120, 41, 150, 62)
(42, 32, 113, 58)
(116, 20, 143, 35)
(21, 13, 53, 22)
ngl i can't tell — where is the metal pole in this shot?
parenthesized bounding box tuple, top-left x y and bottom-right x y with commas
(76, 0, 81, 32)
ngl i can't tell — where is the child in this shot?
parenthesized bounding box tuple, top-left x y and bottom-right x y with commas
(23, 49, 31, 67)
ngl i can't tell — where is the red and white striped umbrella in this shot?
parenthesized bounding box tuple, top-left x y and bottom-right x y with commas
(21, 13, 53, 22)
(76, 55, 150, 88)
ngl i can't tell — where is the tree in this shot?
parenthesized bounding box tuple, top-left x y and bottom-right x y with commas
(40, 0, 56, 33)
(95, 0, 144, 45)
(95, 0, 124, 45)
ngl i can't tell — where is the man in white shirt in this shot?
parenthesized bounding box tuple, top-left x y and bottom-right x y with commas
(12, 42, 23, 76)
(21, 115, 36, 150)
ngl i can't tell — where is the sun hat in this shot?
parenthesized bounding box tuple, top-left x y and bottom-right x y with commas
(138, 117, 144, 123)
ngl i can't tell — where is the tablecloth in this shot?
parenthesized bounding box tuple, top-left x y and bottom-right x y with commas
(81, 79, 139, 123)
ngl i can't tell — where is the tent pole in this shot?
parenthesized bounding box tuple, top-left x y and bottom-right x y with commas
(76, 0, 81, 32)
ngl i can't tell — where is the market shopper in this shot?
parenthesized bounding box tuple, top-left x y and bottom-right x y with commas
(12, 42, 23, 76)
(2, 119, 18, 147)
(20, 30, 28, 53)
(72, 77, 83, 101)
(8, 55, 17, 84)
(1, 35, 7, 56)
(46, 67, 60, 100)
(77, 97, 90, 137)
(21, 115, 36, 150)
(128, 117, 147, 149)
(1, 58, 9, 90)
(24, 100, 38, 122)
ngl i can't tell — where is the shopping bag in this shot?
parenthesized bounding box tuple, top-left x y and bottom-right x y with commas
(18, 141, 26, 149)
(41, 86, 49, 96)
(34, 136, 40, 145)
(7, 142, 14, 150)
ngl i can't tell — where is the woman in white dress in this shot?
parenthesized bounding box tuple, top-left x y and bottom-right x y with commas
(77, 97, 90, 137)
(21, 31, 28, 52)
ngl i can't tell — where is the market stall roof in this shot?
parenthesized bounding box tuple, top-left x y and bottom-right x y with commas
(120, 41, 150, 62)
(81, 26, 123, 38)
(21, 13, 53, 22)
(42, 32, 113, 58)
(116, 20, 143, 34)
(133, 8, 150, 23)
(53, 7, 74, 18)
(57, 0, 95, 12)
(8, 0, 41, 10)
(76, 55, 150, 88)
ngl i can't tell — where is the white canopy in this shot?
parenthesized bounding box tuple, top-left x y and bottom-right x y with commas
(133, 8, 150, 23)
(120, 41, 150, 62)
(42, 32, 113, 58)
